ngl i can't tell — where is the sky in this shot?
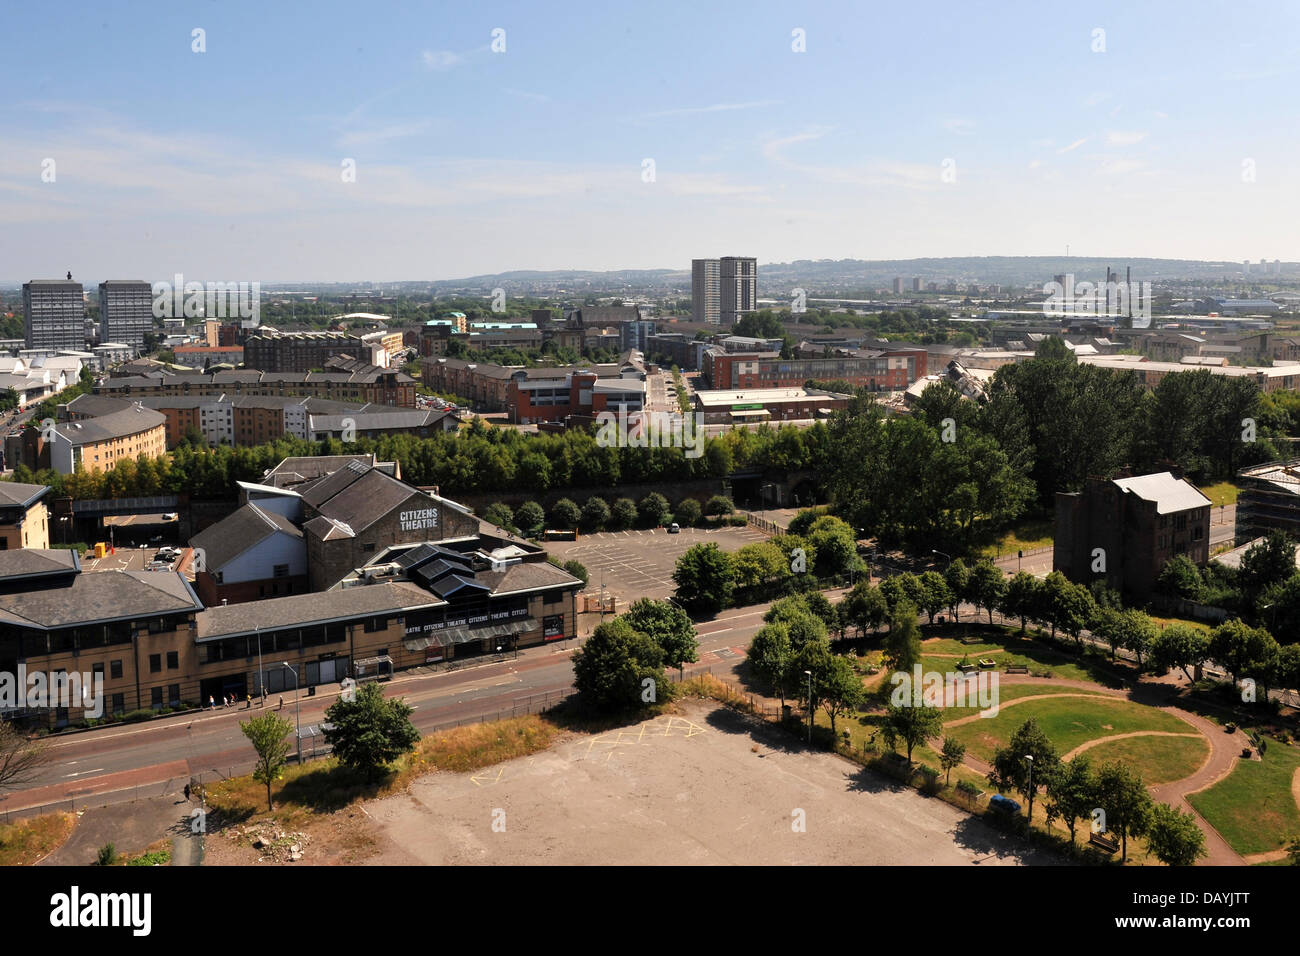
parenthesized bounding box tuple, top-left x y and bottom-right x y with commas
(2, 0, 1298, 283)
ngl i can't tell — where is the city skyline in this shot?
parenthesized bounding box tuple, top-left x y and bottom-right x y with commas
(2, 0, 1299, 281)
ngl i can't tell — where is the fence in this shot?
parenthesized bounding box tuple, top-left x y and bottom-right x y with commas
(744, 512, 786, 536)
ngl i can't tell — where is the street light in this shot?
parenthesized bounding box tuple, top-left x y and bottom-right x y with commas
(932, 549, 951, 569)
(804, 669, 813, 744)
(281, 663, 302, 765)
(1024, 754, 1034, 822)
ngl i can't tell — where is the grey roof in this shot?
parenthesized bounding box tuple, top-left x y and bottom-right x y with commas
(196, 581, 441, 640)
(0, 481, 51, 509)
(477, 559, 584, 595)
(0, 568, 201, 629)
(1113, 472, 1212, 514)
(54, 405, 166, 445)
(309, 409, 452, 431)
(0, 548, 79, 582)
(311, 467, 429, 535)
(65, 394, 136, 418)
(189, 503, 303, 571)
(263, 454, 378, 488)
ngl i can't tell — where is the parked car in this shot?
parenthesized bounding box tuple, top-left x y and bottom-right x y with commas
(989, 793, 1021, 816)
(157, 546, 182, 560)
(668, 523, 681, 534)
(162, 512, 179, 521)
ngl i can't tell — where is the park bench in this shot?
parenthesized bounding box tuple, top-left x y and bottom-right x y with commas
(960, 636, 984, 645)
(1006, 664, 1029, 675)
(1089, 831, 1119, 854)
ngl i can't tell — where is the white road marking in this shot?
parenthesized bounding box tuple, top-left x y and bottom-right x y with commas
(65, 768, 105, 778)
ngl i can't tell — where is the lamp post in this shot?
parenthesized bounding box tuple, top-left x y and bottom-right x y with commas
(932, 549, 951, 570)
(1024, 754, 1034, 822)
(282, 663, 302, 765)
(804, 669, 813, 744)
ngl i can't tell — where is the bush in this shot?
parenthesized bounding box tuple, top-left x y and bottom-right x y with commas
(481, 502, 515, 531)
(580, 497, 611, 532)
(95, 843, 118, 866)
(514, 501, 545, 535)
(550, 498, 581, 530)
(638, 493, 670, 528)
(704, 495, 735, 518)
(674, 498, 702, 527)
(127, 849, 171, 866)
(562, 559, 589, 587)
(609, 498, 638, 530)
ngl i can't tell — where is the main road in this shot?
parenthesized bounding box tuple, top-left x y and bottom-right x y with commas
(0, 601, 791, 816)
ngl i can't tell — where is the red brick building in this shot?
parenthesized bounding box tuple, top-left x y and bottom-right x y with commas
(508, 370, 646, 424)
(704, 348, 927, 391)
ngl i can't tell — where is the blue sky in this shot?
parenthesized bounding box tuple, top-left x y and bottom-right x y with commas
(2, 0, 1298, 282)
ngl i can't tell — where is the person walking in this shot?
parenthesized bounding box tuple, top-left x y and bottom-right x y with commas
(208, 695, 215, 710)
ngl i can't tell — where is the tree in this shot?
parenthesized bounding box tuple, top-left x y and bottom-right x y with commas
(968, 560, 1006, 625)
(672, 543, 734, 615)
(561, 559, 589, 587)
(883, 703, 944, 763)
(917, 571, 952, 624)
(622, 598, 698, 679)
(840, 580, 888, 635)
(674, 497, 702, 527)
(1045, 753, 1097, 846)
(0, 721, 49, 793)
(1152, 623, 1209, 681)
(1094, 760, 1154, 862)
(572, 617, 668, 713)
(703, 494, 735, 517)
(1146, 803, 1208, 866)
(748, 623, 795, 706)
(812, 653, 866, 736)
(638, 492, 670, 527)
(1002, 571, 1040, 632)
(940, 737, 966, 786)
(1209, 618, 1259, 686)
(580, 496, 611, 532)
(884, 600, 922, 672)
(989, 717, 1060, 825)
(550, 497, 581, 530)
(1238, 530, 1297, 598)
(1118, 609, 1157, 670)
(1157, 555, 1204, 601)
(514, 500, 545, 535)
(322, 682, 421, 782)
(944, 559, 969, 620)
(481, 502, 514, 531)
(240, 711, 293, 810)
(732, 542, 788, 592)
(1092, 607, 1125, 660)
(609, 497, 638, 530)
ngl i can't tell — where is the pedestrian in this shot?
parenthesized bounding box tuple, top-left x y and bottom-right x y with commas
(246, 693, 251, 709)
(278, 695, 284, 711)
(184, 783, 191, 801)
(208, 695, 215, 710)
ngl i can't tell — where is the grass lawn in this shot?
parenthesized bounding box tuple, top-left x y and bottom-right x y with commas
(922, 637, 1008, 655)
(1080, 733, 1210, 785)
(1148, 615, 1213, 634)
(0, 812, 75, 866)
(1197, 481, 1241, 507)
(917, 647, 1117, 687)
(1188, 742, 1300, 856)
(980, 516, 1054, 559)
(946, 695, 1194, 764)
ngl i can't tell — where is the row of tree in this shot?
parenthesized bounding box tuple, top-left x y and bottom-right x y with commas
(482, 494, 736, 536)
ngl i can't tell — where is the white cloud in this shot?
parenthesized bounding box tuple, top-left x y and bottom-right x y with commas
(421, 50, 463, 71)
(642, 100, 782, 119)
(1106, 129, 1149, 146)
(1057, 137, 1088, 154)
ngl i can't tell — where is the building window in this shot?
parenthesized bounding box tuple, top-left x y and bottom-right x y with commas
(111, 660, 123, 679)
(168, 684, 181, 707)
(111, 693, 125, 716)
(167, 650, 179, 670)
(273, 564, 289, 578)
(151, 686, 163, 709)
(149, 653, 162, 673)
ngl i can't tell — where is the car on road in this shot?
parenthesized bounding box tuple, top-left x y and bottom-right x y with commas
(668, 523, 681, 533)
(145, 560, 173, 571)
(163, 512, 179, 521)
(156, 546, 182, 560)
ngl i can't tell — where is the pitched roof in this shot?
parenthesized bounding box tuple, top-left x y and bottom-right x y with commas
(0, 568, 201, 629)
(53, 405, 166, 445)
(0, 481, 51, 509)
(311, 467, 428, 534)
(189, 503, 304, 571)
(196, 581, 442, 640)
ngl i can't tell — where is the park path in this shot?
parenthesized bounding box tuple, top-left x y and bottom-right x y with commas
(942, 692, 1109, 729)
(1060, 730, 1204, 762)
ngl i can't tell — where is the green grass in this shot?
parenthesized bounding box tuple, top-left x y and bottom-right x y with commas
(1188, 742, 1300, 856)
(922, 637, 1007, 655)
(980, 516, 1054, 559)
(1080, 733, 1210, 785)
(946, 695, 1194, 764)
(1148, 615, 1213, 634)
(1197, 481, 1241, 508)
(917, 648, 1112, 687)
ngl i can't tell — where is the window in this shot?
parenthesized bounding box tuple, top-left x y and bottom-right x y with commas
(168, 684, 181, 707)
(273, 564, 289, 578)
(111, 693, 125, 716)
(167, 651, 179, 670)
(149, 653, 162, 673)
(92, 662, 104, 677)
(151, 687, 163, 709)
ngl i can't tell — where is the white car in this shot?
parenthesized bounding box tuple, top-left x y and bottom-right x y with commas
(157, 546, 182, 560)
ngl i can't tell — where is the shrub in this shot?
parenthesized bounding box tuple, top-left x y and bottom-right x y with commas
(580, 497, 611, 532)
(638, 493, 670, 527)
(704, 495, 735, 517)
(562, 560, 589, 587)
(609, 498, 638, 530)
(481, 502, 515, 531)
(514, 501, 545, 535)
(550, 498, 581, 530)
(674, 497, 702, 527)
(95, 843, 118, 866)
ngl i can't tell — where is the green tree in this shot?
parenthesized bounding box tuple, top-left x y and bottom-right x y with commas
(1238, 530, 1296, 598)
(609, 497, 638, 530)
(1146, 803, 1208, 866)
(703, 494, 735, 517)
(1209, 618, 1259, 686)
(514, 500, 545, 535)
(1002, 571, 1041, 632)
(748, 623, 795, 706)
(917, 571, 952, 624)
(988, 717, 1060, 825)
(622, 598, 698, 679)
(580, 496, 611, 532)
(638, 492, 671, 527)
(944, 558, 969, 620)
(322, 682, 421, 783)
(732, 541, 788, 592)
(572, 617, 669, 713)
(240, 711, 294, 810)
(1118, 609, 1157, 670)
(884, 600, 922, 672)
(1044, 752, 1097, 846)
(561, 559, 589, 588)
(673, 497, 702, 527)
(839, 580, 888, 635)
(1094, 760, 1154, 862)
(550, 497, 581, 530)
(940, 737, 967, 786)
(672, 543, 734, 615)
(968, 560, 1006, 625)
(1157, 555, 1204, 601)
(1152, 623, 1210, 681)
(883, 703, 944, 763)
(811, 652, 866, 736)
(481, 502, 514, 531)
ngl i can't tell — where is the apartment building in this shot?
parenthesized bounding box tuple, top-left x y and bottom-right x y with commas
(23, 279, 85, 350)
(0, 482, 51, 550)
(47, 404, 167, 474)
(95, 362, 416, 407)
(692, 259, 721, 325)
(98, 280, 154, 352)
(720, 257, 757, 326)
(704, 347, 927, 391)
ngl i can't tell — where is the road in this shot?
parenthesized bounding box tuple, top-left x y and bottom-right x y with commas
(0, 600, 786, 816)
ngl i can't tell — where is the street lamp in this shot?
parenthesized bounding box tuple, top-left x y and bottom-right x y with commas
(804, 669, 813, 744)
(1024, 754, 1034, 822)
(281, 663, 302, 765)
(932, 549, 951, 569)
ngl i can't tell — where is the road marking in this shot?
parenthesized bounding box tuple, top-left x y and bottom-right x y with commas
(65, 768, 105, 778)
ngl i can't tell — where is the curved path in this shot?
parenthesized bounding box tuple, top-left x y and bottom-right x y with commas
(1060, 730, 1205, 763)
(943, 674, 1246, 865)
